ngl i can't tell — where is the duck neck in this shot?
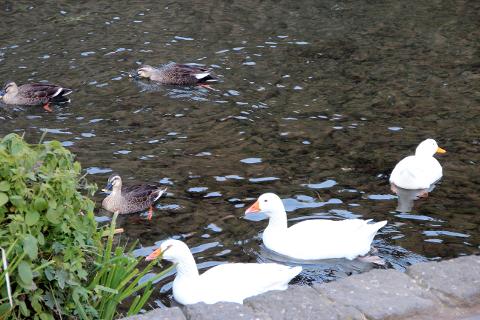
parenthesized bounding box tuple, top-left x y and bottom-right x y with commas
(7, 85, 18, 97)
(265, 209, 288, 232)
(111, 183, 122, 196)
(174, 253, 200, 280)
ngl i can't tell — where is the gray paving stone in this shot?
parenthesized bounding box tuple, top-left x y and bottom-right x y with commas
(407, 256, 480, 307)
(245, 285, 364, 320)
(313, 269, 440, 320)
(182, 302, 260, 320)
(122, 307, 186, 320)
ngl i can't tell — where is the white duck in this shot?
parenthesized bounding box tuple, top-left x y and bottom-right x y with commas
(145, 239, 301, 305)
(390, 138, 446, 191)
(245, 193, 387, 260)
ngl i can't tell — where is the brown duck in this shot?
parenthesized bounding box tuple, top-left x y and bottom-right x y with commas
(102, 174, 167, 220)
(135, 63, 217, 87)
(0, 82, 72, 112)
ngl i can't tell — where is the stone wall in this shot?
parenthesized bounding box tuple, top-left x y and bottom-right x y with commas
(122, 255, 480, 320)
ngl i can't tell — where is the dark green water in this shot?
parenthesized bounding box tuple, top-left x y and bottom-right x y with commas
(1, 0, 479, 308)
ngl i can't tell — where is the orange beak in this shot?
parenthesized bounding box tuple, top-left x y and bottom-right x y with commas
(436, 147, 446, 154)
(145, 247, 163, 261)
(245, 200, 261, 214)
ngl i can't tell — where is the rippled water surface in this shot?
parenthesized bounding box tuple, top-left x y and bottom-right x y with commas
(1, 0, 479, 308)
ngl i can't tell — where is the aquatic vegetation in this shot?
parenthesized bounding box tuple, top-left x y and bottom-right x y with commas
(0, 134, 169, 319)
(85, 211, 173, 320)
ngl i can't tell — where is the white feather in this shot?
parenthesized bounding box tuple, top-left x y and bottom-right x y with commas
(153, 187, 167, 202)
(390, 139, 444, 189)
(194, 72, 210, 80)
(51, 88, 63, 98)
(62, 89, 73, 96)
(249, 193, 386, 260)
(158, 240, 301, 305)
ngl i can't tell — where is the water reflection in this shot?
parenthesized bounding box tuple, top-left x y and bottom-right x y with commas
(393, 184, 438, 213)
(255, 244, 376, 284)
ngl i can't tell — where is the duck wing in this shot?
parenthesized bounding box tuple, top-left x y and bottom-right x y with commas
(198, 263, 301, 304)
(390, 156, 442, 189)
(122, 184, 165, 202)
(19, 83, 72, 101)
(162, 63, 216, 84)
(277, 219, 386, 260)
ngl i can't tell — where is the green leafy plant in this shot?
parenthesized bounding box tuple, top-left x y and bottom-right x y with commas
(0, 133, 98, 319)
(0, 134, 170, 319)
(86, 212, 173, 320)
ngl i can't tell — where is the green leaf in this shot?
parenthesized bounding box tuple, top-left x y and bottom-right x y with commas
(94, 285, 118, 294)
(31, 291, 44, 313)
(46, 208, 61, 224)
(40, 313, 54, 320)
(52, 242, 65, 254)
(23, 235, 38, 260)
(37, 232, 45, 245)
(0, 181, 10, 191)
(26, 210, 40, 226)
(44, 268, 55, 281)
(18, 261, 34, 287)
(9, 195, 26, 210)
(0, 303, 11, 317)
(56, 269, 68, 289)
(34, 198, 48, 212)
(0, 192, 8, 206)
(10, 139, 24, 155)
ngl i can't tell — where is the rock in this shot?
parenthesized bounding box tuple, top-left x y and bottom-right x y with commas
(407, 256, 480, 307)
(122, 307, 186, 320)
(245, 285, 364, 320)
(313, 269, 440, 320)
(118, 256, 480, 320)
(182, 302, 259, 320)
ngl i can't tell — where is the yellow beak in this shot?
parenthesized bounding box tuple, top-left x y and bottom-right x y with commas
(436, 147, 446, 154)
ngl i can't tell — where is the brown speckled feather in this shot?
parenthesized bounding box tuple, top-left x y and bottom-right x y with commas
(2, 82, 72, 106)
(102, 178, 167, 215)
(140, 63, 216, 85)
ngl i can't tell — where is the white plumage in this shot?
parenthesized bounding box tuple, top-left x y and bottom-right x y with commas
(146, 239, 301, 305)
(194, 72, 211, 80)
(390, 138, 446, 190)
(246, 193, 386, 260)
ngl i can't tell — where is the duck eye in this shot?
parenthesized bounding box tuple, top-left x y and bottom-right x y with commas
(264, 199, 268, 202)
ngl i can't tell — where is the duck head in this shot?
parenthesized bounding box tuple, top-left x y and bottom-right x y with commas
(245, 193, 285, 217)
(105, 174, 122, 191)
(415, 139, 446, 157)
(145, 239, 189, 262)
(136, 65, 156, 79)
(1, 82, 17, 99)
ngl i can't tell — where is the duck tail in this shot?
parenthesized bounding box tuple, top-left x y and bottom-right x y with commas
(51, 87, 73, 103)
(372, 220, 388, 232)
(60, 88, 73, 96)
(289, 266, 302, 279)
(367, 220, 387, 235)
(367, 220, 387, 240)
(195, 72, 217, 83)
(153, 187, 167, 202)
(272, 265, 302, 291)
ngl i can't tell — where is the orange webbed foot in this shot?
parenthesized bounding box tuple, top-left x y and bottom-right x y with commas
(43, 103, 53, 112)
(147, 206, 153, 220)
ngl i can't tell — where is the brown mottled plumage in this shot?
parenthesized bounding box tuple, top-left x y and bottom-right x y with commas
(0, 82, 72, 106)
(102, 174, 167, 219)
(136, 63, 217, 85)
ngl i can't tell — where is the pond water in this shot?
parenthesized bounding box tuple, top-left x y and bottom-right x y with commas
(1, 0, 479, 308)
